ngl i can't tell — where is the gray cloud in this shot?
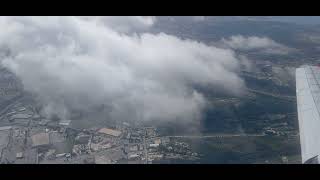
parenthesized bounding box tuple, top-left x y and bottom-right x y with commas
(0, 16, 246, 127)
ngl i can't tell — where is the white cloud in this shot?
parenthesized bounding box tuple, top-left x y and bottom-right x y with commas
(0, 16, 246, 128)
(192, 16, 206, 22)
(80, 16, 156, 33)
(221, 35, 291, 54)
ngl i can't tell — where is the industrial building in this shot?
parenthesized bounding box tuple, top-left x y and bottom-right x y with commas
(59, 120, 71, 126)
(98, 128, 122, 137)
(31, 133, 50, 148)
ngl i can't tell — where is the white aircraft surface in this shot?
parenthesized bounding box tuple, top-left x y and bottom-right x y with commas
(296, 65, 320, 164)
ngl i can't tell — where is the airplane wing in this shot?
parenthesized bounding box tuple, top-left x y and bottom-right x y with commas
(296, 65, 320, 164)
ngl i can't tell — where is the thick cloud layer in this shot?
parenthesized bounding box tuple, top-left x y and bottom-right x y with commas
(0, 16, 246, 126)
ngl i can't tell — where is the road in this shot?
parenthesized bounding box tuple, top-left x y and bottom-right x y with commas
(164, 134, 265, 139)
(247, 88, 296, 101)
(143, 128, 148, 164)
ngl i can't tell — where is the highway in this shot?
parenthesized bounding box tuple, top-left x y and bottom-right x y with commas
(143, 128, 148, 164)
(165, 134, 265, 139)
(247, 88, 296, 101)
